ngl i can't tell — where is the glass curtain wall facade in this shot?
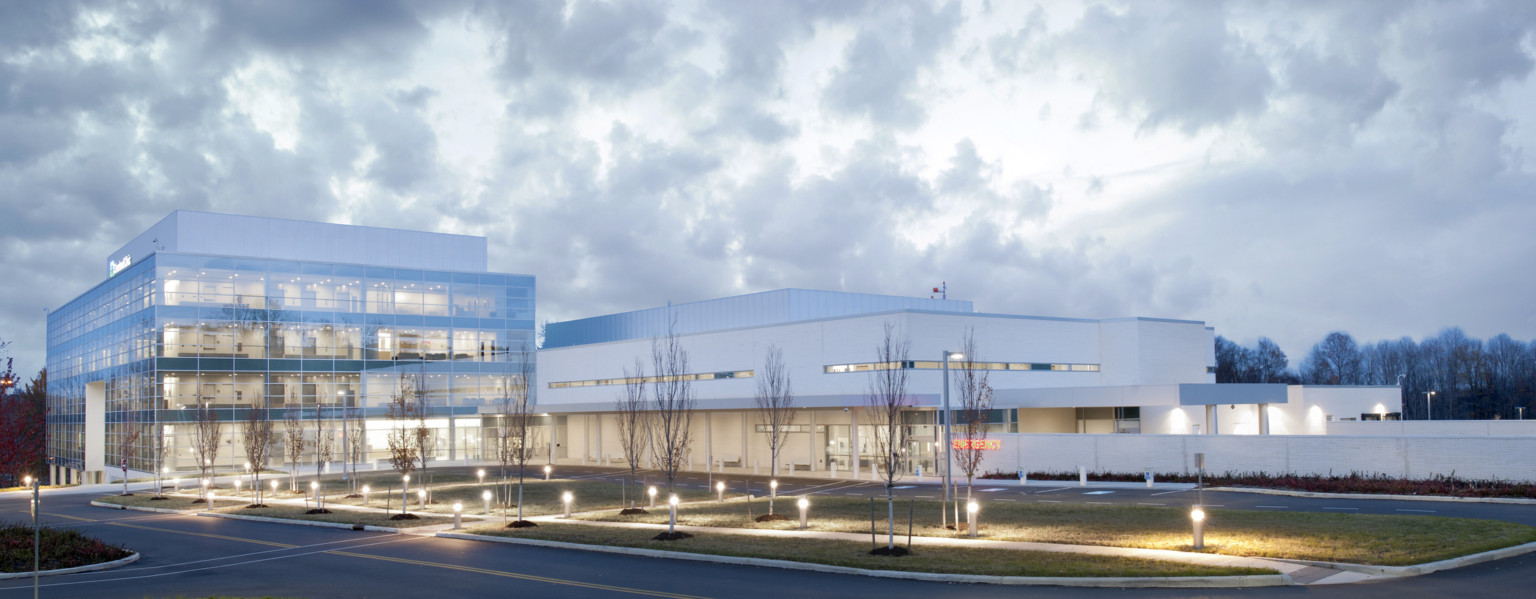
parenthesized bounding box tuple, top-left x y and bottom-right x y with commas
(46, 252, 536, 477)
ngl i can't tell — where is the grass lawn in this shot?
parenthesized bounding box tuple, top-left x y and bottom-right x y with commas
(95, 493, 207, 511)
(573, 495, 1536, 566)
(463, 522, 1274, 578)
(329, 477, 713, 518)
(210, 505, 451, 529)
(1, 521, 132, 572)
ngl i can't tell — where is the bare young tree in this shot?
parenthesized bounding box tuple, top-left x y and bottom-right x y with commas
(614, 357, 649, 511)
(648, 321, 695, 500)
(952, 328, 994, 525)
(347, 406, 366, 495)
(192, 394, 222, 501)
(500, 342, 539, 526)
(412, 368, 434, 477)
(864, 322, 911, 553)
(281, 390, 305, 493)
(313, 396, 335, 512)
(754, 345, 795, 515)
(385, 372, 421, 515)
(241, 399, 274, 507)
(150, 421, 170, 499)
(117, 411, 143, 496)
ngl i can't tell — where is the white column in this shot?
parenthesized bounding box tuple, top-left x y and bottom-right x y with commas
(808, 410, 817, 472)
(851, 408, 860, 478)
(740, 412, 748, 471)
(705, 412, 712, 473)
(1258, 404, 1270, 435)
(595, 414, 603, 464)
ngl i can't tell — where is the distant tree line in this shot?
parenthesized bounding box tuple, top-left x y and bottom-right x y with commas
(1216, 328, 1536, 421)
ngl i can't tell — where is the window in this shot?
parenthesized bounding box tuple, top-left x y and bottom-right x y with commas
(548, 370, 755, 389)
(823, 361, 1100, 373)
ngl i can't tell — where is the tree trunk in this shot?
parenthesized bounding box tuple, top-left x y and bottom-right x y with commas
(886, 491, 895, 550)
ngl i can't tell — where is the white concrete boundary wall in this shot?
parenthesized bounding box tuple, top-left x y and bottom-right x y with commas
(979, 433, 1536, 482)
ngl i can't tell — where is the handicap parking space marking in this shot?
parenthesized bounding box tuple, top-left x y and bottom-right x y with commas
(1083, 491, 1115, 495)
(891, 486, 916, 490)
(979, 488, 1006, 492)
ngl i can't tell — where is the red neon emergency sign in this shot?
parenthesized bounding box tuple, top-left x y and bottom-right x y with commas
(951, 439, 1001, 450)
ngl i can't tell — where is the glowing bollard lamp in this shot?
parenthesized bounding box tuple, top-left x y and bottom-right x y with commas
(716, 481, 725, 502)
(562, 491, 574, 518)
(648, 486, 657, 508)
(770, 479, 778, 499)
(270, 479, 279, 497)
(362, 485, 371, 506)
(482, 490, 492, 514)
(452, 502, 463, 530)
(966, 501, 979, 538)
(797, 497, 809, 530)
(173, 477, 181, 492)
(1191, 506, 1206, 550)
(201, 480, 211, 512)
(310, 481, 319, 509)
(477, 469, 485, 485)
(234, 478, 242, 501)
(668, 494, 680, 535)
(417, 488, 427, 510)
(544, 465, 552, 481)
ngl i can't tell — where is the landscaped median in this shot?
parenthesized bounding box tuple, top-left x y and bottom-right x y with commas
(565, 495, 1536, 567)
(92, 492, 453, 529)
(449, 521, 1280, 581)
(1, 521, 137, 579)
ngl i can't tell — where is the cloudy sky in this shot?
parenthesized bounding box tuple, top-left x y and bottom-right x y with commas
(2, 0, 1535, 376)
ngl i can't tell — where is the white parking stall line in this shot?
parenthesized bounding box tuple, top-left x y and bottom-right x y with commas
(1150, 489, 1187, 496)
(1395, 509, 1436, 513)
(1255, 505, 1288, 509)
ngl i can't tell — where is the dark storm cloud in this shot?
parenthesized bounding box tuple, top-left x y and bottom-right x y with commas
(1056, 2, 1274, 133)
(822, 0, 962, 128)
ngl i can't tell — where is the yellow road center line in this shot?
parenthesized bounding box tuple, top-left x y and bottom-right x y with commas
(44, 512, 97, 522)
(325, 550, 711, 599)
(108, 522, 296, 548)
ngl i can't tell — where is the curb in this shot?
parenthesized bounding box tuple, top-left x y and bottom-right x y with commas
(434, 531, 1290, 588)
(0, 552, 140, 580)
(195, 511, 408, 533)
(1204, 487, 1536, 505)
(88, 500, 196, 515)
(1271, 540, 1536, 577)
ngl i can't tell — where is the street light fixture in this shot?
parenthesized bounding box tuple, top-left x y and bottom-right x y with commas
(1425, 391, 1437, 421)
(942, 350, 963, 529)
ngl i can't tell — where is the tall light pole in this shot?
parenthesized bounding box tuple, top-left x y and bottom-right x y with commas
(1425, 391, 1437, 421)
(941, 350, 963, 530)
(1396, 374, 1406, 417)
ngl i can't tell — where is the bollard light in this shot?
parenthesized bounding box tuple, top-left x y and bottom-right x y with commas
(417, 488, 427, 510)
(23, 475, 31, 488)
(967, 501, 979, 538)
(174, 477, 181, 492)
(770, 479, 778, 499)
(562, 491, 574, 518)
(716, 481, 725, 501)
(362, 485, 371, 505)
(797, 496, 810, 530)
(648, 485, 657, 507)
(310, 480, 318, 492)
(482, 490, 492, 514)
(234, 479, 242, 499)
(270, 479, 279, 495)
(1191, 506, 1206, 549)
(452, 502, 463, 530)
(201, 479, 210, 511)
(668, 494, 680, 534)
(544, 465, 552, 481)
(245, 461, 252, 472)
(477, 469, 485, 484)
